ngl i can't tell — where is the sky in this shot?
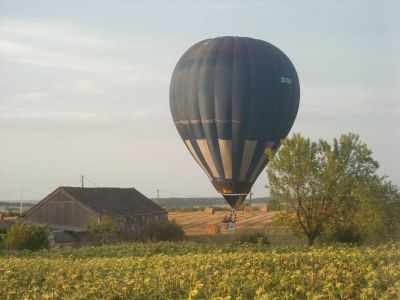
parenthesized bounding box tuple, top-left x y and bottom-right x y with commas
(0, 0, 399, 201)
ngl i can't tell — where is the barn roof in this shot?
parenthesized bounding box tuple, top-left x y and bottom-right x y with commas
(61, 187, 166, 216)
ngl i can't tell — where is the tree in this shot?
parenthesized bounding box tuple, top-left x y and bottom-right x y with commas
(7, 222, 49, 251)
(326, 176, 400, 243)
(267, 133, 379, 245)
(381, 180, 400, 234)
(87, 215, 119, 244)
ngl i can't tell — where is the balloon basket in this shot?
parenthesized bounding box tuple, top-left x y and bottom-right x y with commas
(222, 210, 236, 224)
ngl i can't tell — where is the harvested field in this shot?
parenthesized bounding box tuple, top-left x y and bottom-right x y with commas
(168, 211, 279, 234)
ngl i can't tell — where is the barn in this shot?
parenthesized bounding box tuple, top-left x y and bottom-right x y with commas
(24, 187, 167, 233)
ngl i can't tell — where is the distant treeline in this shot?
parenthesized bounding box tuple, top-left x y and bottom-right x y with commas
(152, 197, 271, 208)
(0, 202, 35, 207)
(0, 198, 272, 210)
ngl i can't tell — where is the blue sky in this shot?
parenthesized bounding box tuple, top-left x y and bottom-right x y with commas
(0, 0, 399, 201)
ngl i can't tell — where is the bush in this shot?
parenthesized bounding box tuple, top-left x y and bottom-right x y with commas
(212, 206, 230, 212)
(87, 215, 119, 244)
(3, 211, 21, 217)
(321, 225, 363, 244)
(233, 230, 270, 245)
(7, 222, 49, 251)
(267, 198, 282, 211)
(167, 206, 230, 212)
(0, 230, 7, 251)
(132, 221, 184, 242)
(167, 207, 200, 212)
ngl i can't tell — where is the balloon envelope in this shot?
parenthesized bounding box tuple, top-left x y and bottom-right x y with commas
(170, 36, 300, 208)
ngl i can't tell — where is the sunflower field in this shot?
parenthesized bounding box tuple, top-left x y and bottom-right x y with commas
(0, 242, 399, 299)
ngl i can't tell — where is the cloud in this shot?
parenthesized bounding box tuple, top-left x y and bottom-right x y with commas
(300, 85, 400, 116)
(0, 19, 126, 72)
(0, 18, 174, 81)
(0, 108, 156, 132)
(1, 109, 112, 123)
(0, 39, 34, 54)
(73, 80, 104, 95)
(0, 20, 112, 49)
(0, 38, 122, 72)
(110, 73, 169, 86)
(14, 91, 53, 103)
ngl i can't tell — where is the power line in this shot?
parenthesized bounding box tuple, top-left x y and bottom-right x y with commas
(84, 176, 100, 187)
(0, 189, 19, 196)
(22, 189, 44, 196)
(157, 189, 209, 198)
(144, 190, 158, 197)
(0, 188, 44, 197)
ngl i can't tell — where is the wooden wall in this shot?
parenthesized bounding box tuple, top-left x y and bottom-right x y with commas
(113, 213, 167, 232)
(25, 191, 96, 230)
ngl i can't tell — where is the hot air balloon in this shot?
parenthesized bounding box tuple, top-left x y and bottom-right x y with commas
(169, 36, 300, 214)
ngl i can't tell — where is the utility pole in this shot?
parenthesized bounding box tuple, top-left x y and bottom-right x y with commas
(157, 189, 160, 202)
(249, 189, 252, 207)
(81, 175, 84, 189)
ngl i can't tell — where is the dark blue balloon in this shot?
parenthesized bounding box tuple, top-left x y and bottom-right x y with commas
(170, 36, 300, 208)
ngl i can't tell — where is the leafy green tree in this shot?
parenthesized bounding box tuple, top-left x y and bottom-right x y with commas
(7, 222, 49, 251)
(267, 133, 380, 245)
(267, 134, 328, 245)
(381, 180, 400, 234)
(326, 176, 400, 243)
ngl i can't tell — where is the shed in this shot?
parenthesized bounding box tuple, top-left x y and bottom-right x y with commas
(0, 218, 19, 231)
(49, 230, 78, 248)
(24, 187, 167, 232)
